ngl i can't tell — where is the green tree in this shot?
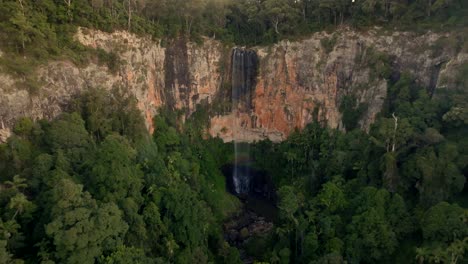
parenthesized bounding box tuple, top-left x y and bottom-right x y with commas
(416, 238, 468, 264)
(346, 207, 397, 262)
(158, 183, 212, 251)
(0, 239, 13, 264)
(7, 193, 34, 221)
(84, 134, 143, 203)
(418, 202, 468, 264)
(345, 187, 410, 262)
(316, 180, 347, 213)
(74, 87, 148, 143)
(44, 179, 128, 264)
(104, 246, 153, 264)
(262, 0, 300, 35)
(410, 144, 465, 207)
(45, 112, 91, 166)
(278, 186, 300, 225)
(83, 134, 145, 247)
(4, 175, 27, 193)
(421, 202, 467, 243)
(142, 202, 168, 255)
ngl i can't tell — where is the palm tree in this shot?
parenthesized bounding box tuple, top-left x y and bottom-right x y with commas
(415, 247, 430, 264)
(4, 175, 27, 192)
(0, 220, 20, 240)
(8, 193, 31, 220)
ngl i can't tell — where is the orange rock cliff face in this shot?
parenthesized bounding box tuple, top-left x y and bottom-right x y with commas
(0, 28, 466, 143)
(209, 30, 467, 142)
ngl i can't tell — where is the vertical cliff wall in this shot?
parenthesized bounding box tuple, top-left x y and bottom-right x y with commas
(0, 28, 224, 137)
(0, 27, 466, 143)
(210, 29, 467, 142)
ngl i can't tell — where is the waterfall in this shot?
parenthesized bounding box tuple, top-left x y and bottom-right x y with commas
(232, 165, 251, 194)
(231, 48, 258, 195)
(231, 48, 258, 110)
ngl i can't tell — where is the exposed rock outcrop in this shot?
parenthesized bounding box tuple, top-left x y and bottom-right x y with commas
(0, 28, 223, 137)
(0, 27, 466, 143)
(224, 210, 274, 246)
(0, 128, 10, 144)
(210, 29, 466, 142)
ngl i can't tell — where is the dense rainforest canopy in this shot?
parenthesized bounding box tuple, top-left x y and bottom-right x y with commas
(0, 0, 467, 56)
(0, 70, 467, 263)
(0, 88, 241, 263)
(248, 71, 468, 263)
(0, 0, 467, 263)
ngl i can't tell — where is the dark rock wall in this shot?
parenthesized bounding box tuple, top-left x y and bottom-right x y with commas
(231, 48, 258, 111)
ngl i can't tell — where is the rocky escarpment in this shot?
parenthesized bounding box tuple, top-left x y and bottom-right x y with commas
(0, 28, 224, 140)
(210, 29, 467, 142)
(0, 27, 466, 143)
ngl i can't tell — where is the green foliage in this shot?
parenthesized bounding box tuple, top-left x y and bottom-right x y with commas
(421, 202, 467, 243)
(72, 87, 148, 143)
(0, 0, 464, 98)
(407, 144, 466, 207)
(358, 47, 392, 81)
(443, 64, 468, 127)
(83, 134, 143, 203)
(416, 202, 468, 264)
(278, 186, 300, 223)
(0, 240, 13, 263)
(0, 88, 237, 263)
(247, 70, 466, 263)
(316, 180, 347, 213)
(158, 183, 212, 250)
(345, 187, 411, 262)
(0, 0, 465, 70)
(104, 246, 153, 264)
(320, 35, 337, 54)
(12, 118, 34, 137)
(339, 95, 368, 131)
(0, 60, 466, 264)
(45, 112, 91, 164)
(44, 179, 128, 264)
(0, 55, 42, 94)
(96, 49, 121, 74)
(153, 115, 181, 153)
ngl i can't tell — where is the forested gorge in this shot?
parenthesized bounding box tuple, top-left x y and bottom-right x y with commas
(0, 0, 468, 263)
(0, 69, 468, 263)
(0, 71, 467, 263)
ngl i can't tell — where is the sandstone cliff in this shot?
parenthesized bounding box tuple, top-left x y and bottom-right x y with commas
(0, 28, 224, 139)
(0, 27, 466, 143)
(210, 29, 466, 142)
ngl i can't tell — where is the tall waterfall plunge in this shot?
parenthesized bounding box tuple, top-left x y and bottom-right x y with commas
(231, 48, 258, 195)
